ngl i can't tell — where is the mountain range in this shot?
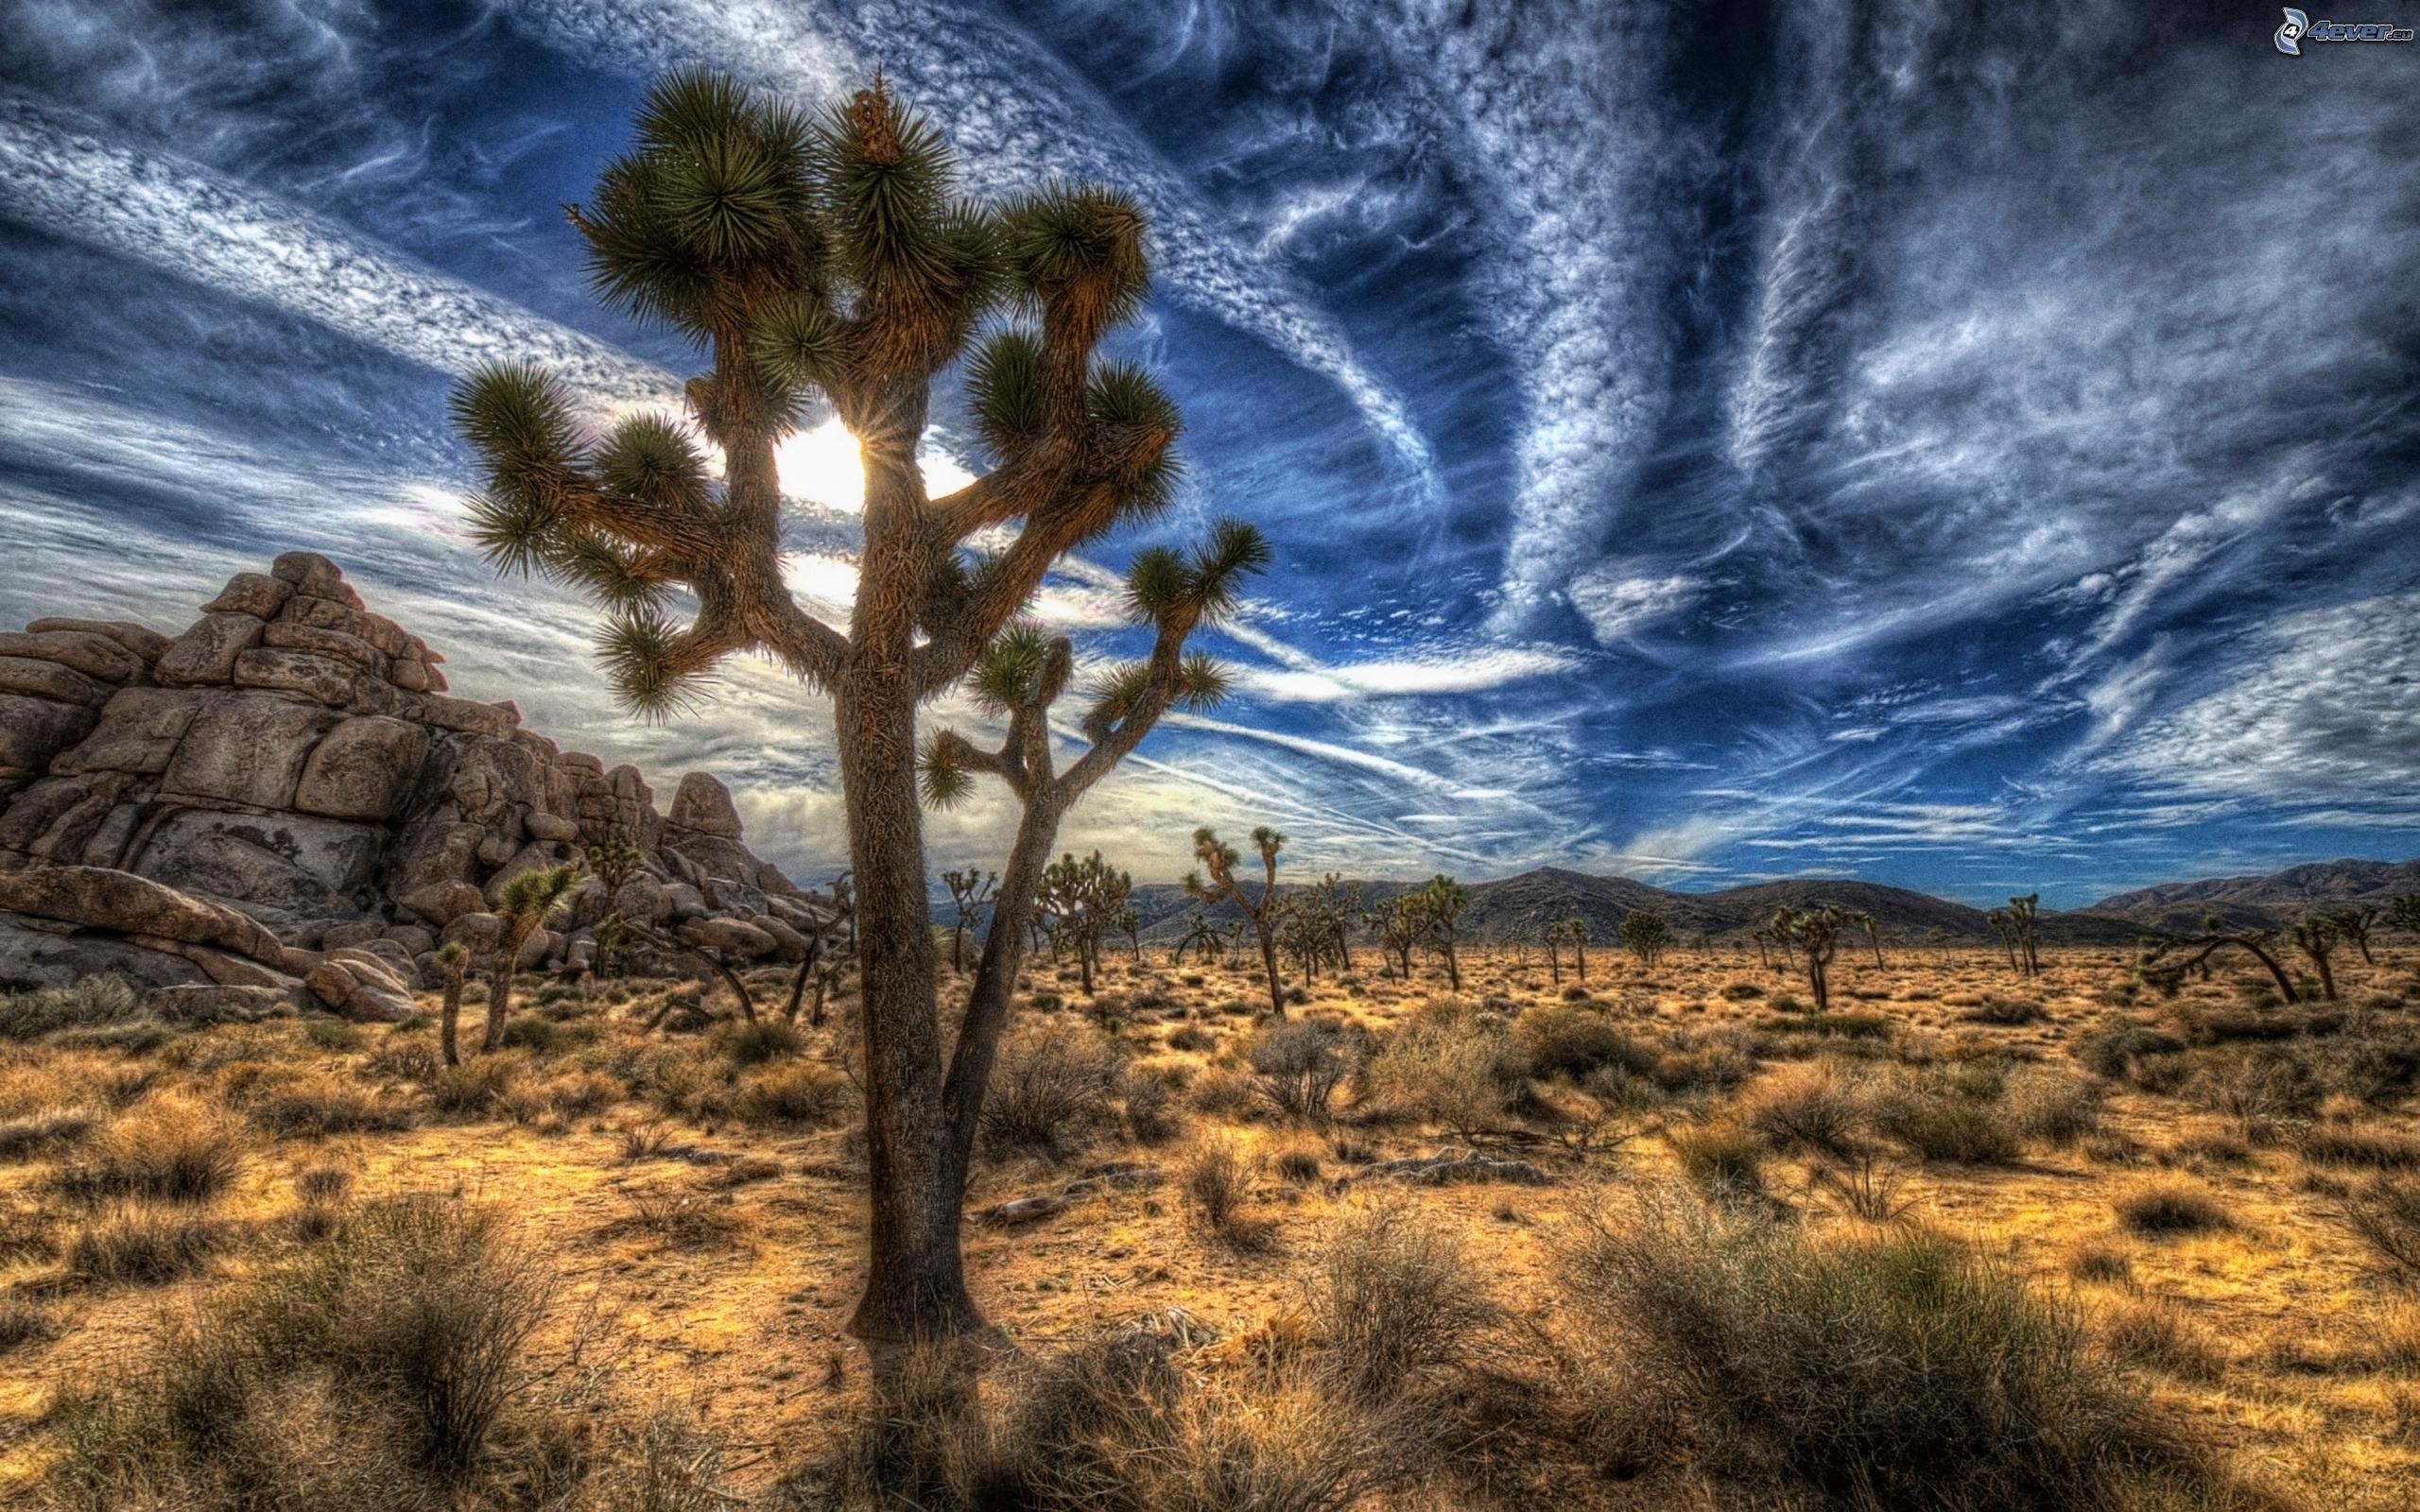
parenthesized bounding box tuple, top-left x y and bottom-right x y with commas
(1088, 858, 2420, 947)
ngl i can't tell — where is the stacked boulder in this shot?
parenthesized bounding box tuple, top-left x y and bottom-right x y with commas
(0, 553, 832, 1019)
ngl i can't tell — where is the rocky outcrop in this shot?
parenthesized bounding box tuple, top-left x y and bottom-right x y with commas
(0, 554, 829, 1014)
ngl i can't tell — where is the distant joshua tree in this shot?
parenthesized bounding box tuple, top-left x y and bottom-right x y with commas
(1620, 908, 1669, 970)
(2006, 894, 2043, 978)
(1368, 894, 1423, 980)
(2323, 905, 2381, 966)
(1037, 850, 1129, 995)
(940, 868, 996, 976)
(485, 864, 579, 1052)
(1415, 875, 1468, 991)
(451, 66, 1264, 1354)
(2287, 913, 2342, 1002)
(1770, 903, 1848, 1013)
(1188, 826, 1288, 1017)
(2140, 924, 2300, 1005)
(2392, 894, 2420, 945)
(1168, 910, 1225, 966)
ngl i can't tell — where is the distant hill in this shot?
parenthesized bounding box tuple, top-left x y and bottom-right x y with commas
(1114, 866, 2150, 946)
(2079, 858, 2420, 934)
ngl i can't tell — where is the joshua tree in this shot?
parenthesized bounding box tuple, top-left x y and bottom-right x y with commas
(2288, 913, 2342, 1002)
(1188, 826, 1288, 1017)
(2140, 929, 2299, 1005)
(1299, 872, 1360, 977)
(940, 868, 995, 976)
(1413, 874, 1467, 991)
(433, 941, 471, 1068)
(1619, 908, 1668, 969)
(1541, 916, 1565, 986)
(2005, 894, 2044, 978)
(1770, 903, 1847, 1013)
(2392, 894, 2420, 947)
(1751, 926, 1773, 970)
(1036, 850, 1128, 995)
(453, 70, 1263, 1350)
(485, 864, 579, 1052)
(1564, 916, 1589, 980)
(584, 834, 647, 894)
(1857, 912, 1884, 967)
(1168, 910, 1224, 966)
(1369, 894, 1422, 979)
(2323, 905, 2381, 966)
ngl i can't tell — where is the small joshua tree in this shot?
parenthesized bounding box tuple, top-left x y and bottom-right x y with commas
(1620, 908, 1668, 969)
(940, 868, 995, 977)
(1856, 911, 1884, 967)
(1413, 874, 1467, 991)
(485, 864, 579, 1052)
(454, 68, 1263, 1350)
(2391, 894, 2420, 947)
(1036, 850, 1128, 995)
(1169, 910, 1224, 966)
(584, 834, 647, 894)
(1369, 894, 1422, 980)
(2005, 893, 2044, 978)
(1564, 916, 1588, 980)
(2323, 905, 2380, 967)
(433, 940, 471, 1067)
(2288, 913, 2342, 1002)
(1770, 903, 1847, 1014)
(1189, 826, 1288, 1017)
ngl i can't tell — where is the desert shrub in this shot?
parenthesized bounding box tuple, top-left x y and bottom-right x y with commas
(1718, 981, 1764, 1001)
(1866, 1068, 2021, 1164)
(2099, 1298, 2228, 1383)
(1964, 994, 2048, 1025)
(431, 1056, 519, 1115)
(44, 1195, 551, 1507)
(1185, 1066, 1259, 1121)
(734, 1060, 854, 1126)
(636, 1046, 735, 1124)
(1178, 1137, 1264, 1245)
(51, 1099, 238, 1204)
(609, 1188, 746, 1251)
(2300, 1125, 2420, 1170)
(295, 1166, 353, 1205)
(1165, 1022, 1216, 1053)
(1650, 1026, 1759, 1094)
(1764, 1010, 1893, 1041)
(712, 1016, 803, 1066)
(1272, 1144, 1323, 1184)
(2067, 1242, 2134, 1284)
(1363, 1001, 1520, 1133)
(981, 1021, 1123, 1156)
(1246, 1018, 1361, 1123)
(1515, 1003, 1650, 1081)
(365, 1039, 441, 1084)
(2116, 1180, 2231, 1237)
(2003, 1066, 2107, 1147)
(2345, 1174, 2420, 1285)
(0, 974, 140, 1040)
(246, 1074, 414, 1137)
(0, 1295, 56, 1353)
(302, 1016, 365, 1052)
(1301, 1202, 1497, 1400)
(1669, 1122, 1766, 1198)
(0, 1108, 96, 1161)
(2185, 1048, 2321, 1137)
(1560, 1193, 2202, 1507)
(67, 1207, 231, 1284)
(1738, 1060, 1868, 1154)
(2074, 1020, 2187, 1081)
(1120, 1073, 1182, 1145)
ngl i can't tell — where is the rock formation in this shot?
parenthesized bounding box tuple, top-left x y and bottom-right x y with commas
(0, 553, 834, 1018)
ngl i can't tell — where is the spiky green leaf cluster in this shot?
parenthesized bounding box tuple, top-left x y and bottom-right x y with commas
(917, 730, 976, 810)
(999, 182, 1149, 341)
(1124, 518, 1270, 627)
(597, 608, 712, 722)
(966, 329, 1046, 459)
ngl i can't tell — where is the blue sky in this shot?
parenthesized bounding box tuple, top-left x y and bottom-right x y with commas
(1, 1, 2414, 906)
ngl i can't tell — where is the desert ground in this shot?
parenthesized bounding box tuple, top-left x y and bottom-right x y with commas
(1, 936, 2416, 1509)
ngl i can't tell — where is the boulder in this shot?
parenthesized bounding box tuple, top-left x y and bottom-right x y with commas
(154, 613, 267, 686)
(0, 629, 141, 683)
(0, 656, 105, 707)
(441, 911, 504, 953)
(752, 914, 810, 963)
(678, 917, 777, 958)
(0, 865, 285, 963)
(159, 693, 338, 809)
(524, 811, 580, 843)
(0, 912, 206, 988)
(667, 771, 744, 839)
(0, 695, 98, 782)
(200, 573, 294, 619)
(614, 873, 673, 925)
(26, 618, 171, 663)
(52, 687, 208, 777)
(232, 647, 391, 713)
(397, 881, 485, 927)
(293, 715, 429, 821)
(142, 982, 296, 1023)
(133, 810, 386, 919)
(270, 551, 356, 605)
(515, 927, 561, 971)
(666, 882, 709, 920)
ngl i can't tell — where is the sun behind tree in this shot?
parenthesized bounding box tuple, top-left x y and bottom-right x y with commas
(449, 68, 1264, 1352)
